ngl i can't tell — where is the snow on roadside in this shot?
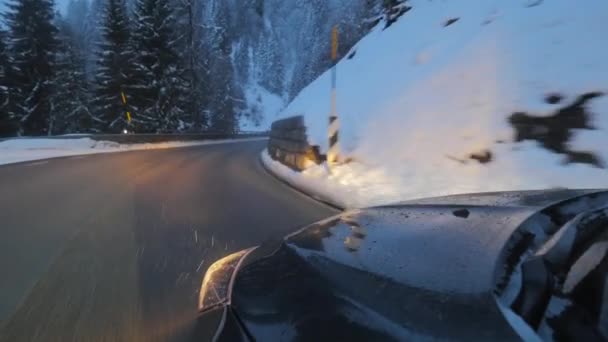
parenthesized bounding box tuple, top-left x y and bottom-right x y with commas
(262, 149, 387, 209)
(264, 145, 608, 209)
(271, 0, 608, 209)
(0, 137, 266, 166)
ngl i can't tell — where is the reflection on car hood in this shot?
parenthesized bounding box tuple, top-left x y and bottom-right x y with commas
(231, 189, 607, 341)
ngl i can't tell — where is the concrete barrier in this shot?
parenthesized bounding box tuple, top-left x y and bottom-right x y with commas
(268, 116, 323, 171)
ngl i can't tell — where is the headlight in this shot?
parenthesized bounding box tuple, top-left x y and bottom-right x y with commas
(198, 247, 256, 312)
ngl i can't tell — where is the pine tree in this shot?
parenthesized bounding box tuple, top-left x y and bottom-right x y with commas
(202, 1, 237, 134)
(173, 0, 206, 131)
(92, 0, 136, 133)
(4, 0, 59, 136)
(130, 0, 188, 133)
(82, 0, 104, 81)
(65, 0, 90, 52)
(382, 0, 410, 28)
(0, 31, 12, 136)
(50, 15, 95, 134)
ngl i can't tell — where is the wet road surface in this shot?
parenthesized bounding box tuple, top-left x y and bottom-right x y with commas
(0, 139, 336, 341)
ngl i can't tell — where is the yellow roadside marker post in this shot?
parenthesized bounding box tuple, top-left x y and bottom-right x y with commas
(121, 91, 132, 133)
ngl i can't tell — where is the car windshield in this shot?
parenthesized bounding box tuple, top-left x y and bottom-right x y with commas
(0, 0, 606, 340)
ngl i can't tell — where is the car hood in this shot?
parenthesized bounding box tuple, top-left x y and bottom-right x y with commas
(230, 189, 608, 341)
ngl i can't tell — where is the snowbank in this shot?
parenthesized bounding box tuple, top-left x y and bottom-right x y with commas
(0, 137, 265, 166)
(273, 0, 608, 208)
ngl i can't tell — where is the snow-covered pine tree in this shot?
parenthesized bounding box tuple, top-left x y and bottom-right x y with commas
(201, 0, 237, 134)
(130, 0, 188, 133)
(4, 0, 59, 136)
(82, 0, 104, 81)
(65, 0, 90, 53)
(173, 0, 206, 131)
(382, 0, 410, 28)
(0, 30, 12, 136)
(50, 15, 95, 134)
(92, 0, 136, 133)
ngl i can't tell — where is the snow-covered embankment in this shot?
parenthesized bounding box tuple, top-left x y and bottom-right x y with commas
(263, 0, 608, 209)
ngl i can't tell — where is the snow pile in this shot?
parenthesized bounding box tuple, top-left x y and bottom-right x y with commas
(269, 0, 608, 208)
(263, 150, 401, 208)
(0, 137, 263, 166)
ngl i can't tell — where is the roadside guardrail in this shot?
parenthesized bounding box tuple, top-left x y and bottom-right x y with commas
(268, 116, 323, 171)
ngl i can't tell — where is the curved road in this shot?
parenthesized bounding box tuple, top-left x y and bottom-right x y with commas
(0, 139, 336, 341)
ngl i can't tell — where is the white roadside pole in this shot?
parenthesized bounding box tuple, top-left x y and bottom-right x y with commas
(327, 25, 340, 165)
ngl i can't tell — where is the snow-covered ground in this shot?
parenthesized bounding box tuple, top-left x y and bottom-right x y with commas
(267, 0, 608, 209)
(0, 137, 265, 166)
(239, 80, 286, 132)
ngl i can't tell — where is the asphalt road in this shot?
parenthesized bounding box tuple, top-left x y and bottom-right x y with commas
(0, 139, 337, 341)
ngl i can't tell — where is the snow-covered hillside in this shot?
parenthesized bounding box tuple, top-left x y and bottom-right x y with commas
(272, 0, 608, 208)
(227, 0, 373, 130)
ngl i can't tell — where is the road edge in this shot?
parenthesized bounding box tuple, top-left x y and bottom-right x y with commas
(0, 137, 268, 168)
(258, 149, 344, 212)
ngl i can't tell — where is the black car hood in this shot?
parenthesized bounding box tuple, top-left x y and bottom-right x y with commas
(230, 189, 608, 341)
